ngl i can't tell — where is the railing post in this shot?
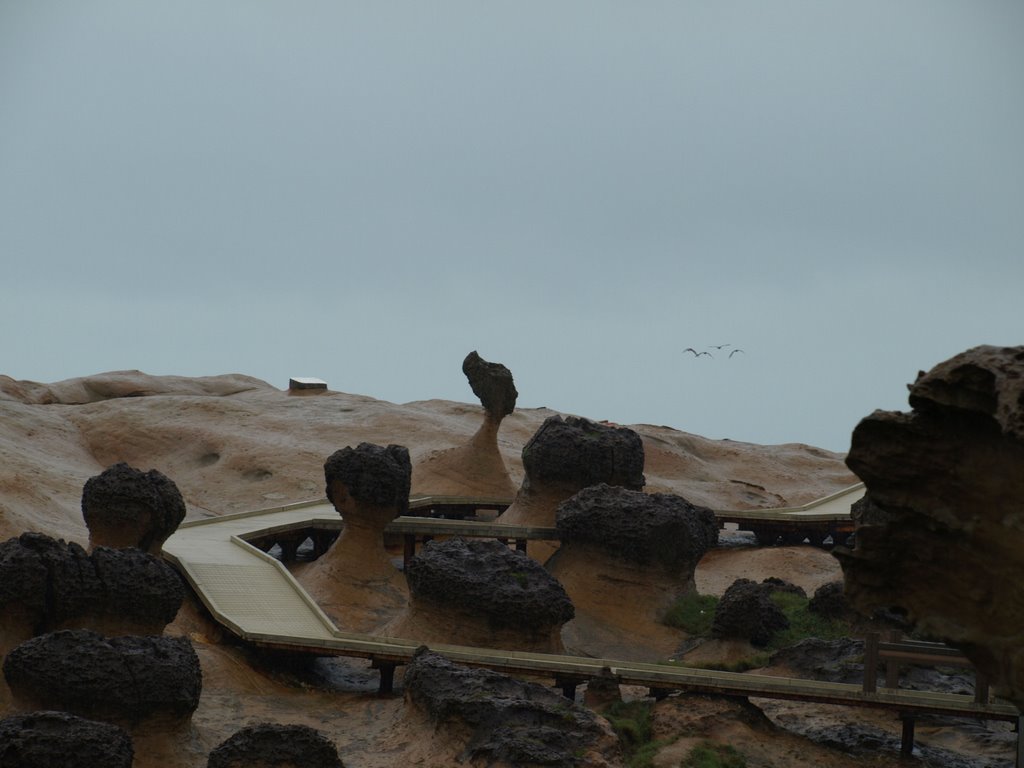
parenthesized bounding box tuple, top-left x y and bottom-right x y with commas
(863, 632, 879, 693)
(975, 669, 990, 704)
(885, 629, 901, 689)
(900, 714, 915, 758)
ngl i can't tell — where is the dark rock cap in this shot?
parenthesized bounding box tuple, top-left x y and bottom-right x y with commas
(404, 647, 609, 766)
(808, 581, 849, 619)
(462, 350, 518, 419)
(323, 443, 411, 513)
(0, 711, 134, 768)
(81, 462, 187, 552)
(556, 484, 717, 574)
(405, 538, 574, 629)
(3, 629, 202, 724)
(522, 415, 645, 491)
(711, 578, 789, 647)
(0, 532, 184, 634)
(207, 723, 344, 768)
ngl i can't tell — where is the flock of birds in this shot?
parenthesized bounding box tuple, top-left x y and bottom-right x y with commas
(683, 343, 745, 359)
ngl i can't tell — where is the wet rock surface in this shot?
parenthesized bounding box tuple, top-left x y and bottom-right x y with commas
(207, 723, 344, 768)
(0, 533, 183, 642)
(521, 416, 645, 493)
(81, 462, 186, 553)
(405, 537, 574, 629)
(0, 710, 134, 768)
(711, 578, 789, 647)
(3, 629, 202, 724)
(403, 647, 616, 767)
(555, 484, 717, 575)
(462, 350, 518, 420)
(836, 344, 1024, 706)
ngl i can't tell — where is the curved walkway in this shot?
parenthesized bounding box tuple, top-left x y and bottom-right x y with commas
(161, 496, 1018, 737)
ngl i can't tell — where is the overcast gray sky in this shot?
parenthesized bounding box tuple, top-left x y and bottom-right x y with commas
(2, 2, 1021, 452)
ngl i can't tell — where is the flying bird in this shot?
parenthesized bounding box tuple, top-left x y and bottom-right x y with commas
(728, 348, 745, 358)
(709, 343, 731, 350)
(684, 348, 713, 358)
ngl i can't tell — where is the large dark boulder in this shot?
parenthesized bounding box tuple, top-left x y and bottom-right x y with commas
(3, 629, 202, 725)
(405, 538, 574, 630)
(521, 416, 645, 493)
(323, 442, 411, 516)
(403, 647, 615, 766)
(207, 723, 344, 768)
(555, 484, 717, 576)
(835, 345, 1024, 706)
(463, 350, 518, 420)
(0, 533, 183, 641)
(0, 711, 134, 768)
(808, 581, 849, 620)
(711, 578, 789, 647)
(81, 462, 186, 554)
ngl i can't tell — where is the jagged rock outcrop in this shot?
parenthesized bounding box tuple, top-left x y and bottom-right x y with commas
(81, 462, 187, 554)
(387, 538, 574, 652)
(498, 416, 646, 540)
(3, 629, 202, 725)
(711, 578, 789, 647)
(835, 344, 1024, 707)
(207, 723, 344, 768)
(412, 351, 519, 498)
(402, 647, 619, 767)
(548, 484, 717, 660)
(299, 443, 412, 632)
(0, 533, 183, 654)
(462, 350, 518, 420)
(0, 710, 134, 767)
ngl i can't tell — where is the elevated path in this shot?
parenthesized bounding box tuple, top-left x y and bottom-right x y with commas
(162, 496, 1018, 741)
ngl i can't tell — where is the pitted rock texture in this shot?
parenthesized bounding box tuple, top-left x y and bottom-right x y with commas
(0, 710, 134, 768)
(808, 581, 849, 619)
(462, 350, 518, 420)
(521, 415, 645, 493)
(323, 442, 411, 515)
(555, 484, 717, 575)
(0, 533, 183, 642)
(81, 462, 186, 553)
(711, 578, 789, 647)
(3, 629, 202, 724)
(403, 647, 616, 767)
(207, 723, 344, 768)
(836, 344, 1024, 706)
(405, 538, 574, 630)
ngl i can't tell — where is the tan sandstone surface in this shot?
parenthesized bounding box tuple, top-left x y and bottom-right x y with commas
(0, 369, 977, 768)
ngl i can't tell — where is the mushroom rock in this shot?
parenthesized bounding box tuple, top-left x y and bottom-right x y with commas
(298, 443, 412, 632)
(207, 723, 344, 768)
(808, 581, 850, 620)
(0, 710, 134, 768)
(711, 578, 789, 647)
(81, 462, 186, 554)
(835, 344, 1024, 707)
(385, 537, 574, 653)
(0, 533, 183, 656)
(402, 647, 619, 768)
(413, 351, 519, 498)
(3, 629, 202, 727)
(548, 483, 717, 660)
(497, 416, 646, 552)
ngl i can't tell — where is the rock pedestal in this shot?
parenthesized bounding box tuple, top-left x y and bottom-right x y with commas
(836, 345, 1024, 707)
(299, 443, 412, 632)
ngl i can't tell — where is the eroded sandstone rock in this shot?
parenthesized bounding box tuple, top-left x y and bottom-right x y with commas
(403, 647, 619, 767)
(0, 710, 134, 768)
(0, 533, 183, 653)
(81, 462, 186, 554)
(711, 578, 789, 647)
(207, 723, 344, 768)
(835, 344, 1024, 706)
(3, 629, 202, 725)
(388, 537, 574, 652)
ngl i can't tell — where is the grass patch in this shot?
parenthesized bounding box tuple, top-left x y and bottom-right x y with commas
(767, 591, 848, 650)
(679, 654, 771, 673)
(601, 700, 679, 768)
(682, 741, 747, 768)
(663, 593, 719, 634)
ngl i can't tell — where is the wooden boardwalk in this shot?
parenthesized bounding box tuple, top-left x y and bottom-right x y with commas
(162, 496, 1019, 743)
